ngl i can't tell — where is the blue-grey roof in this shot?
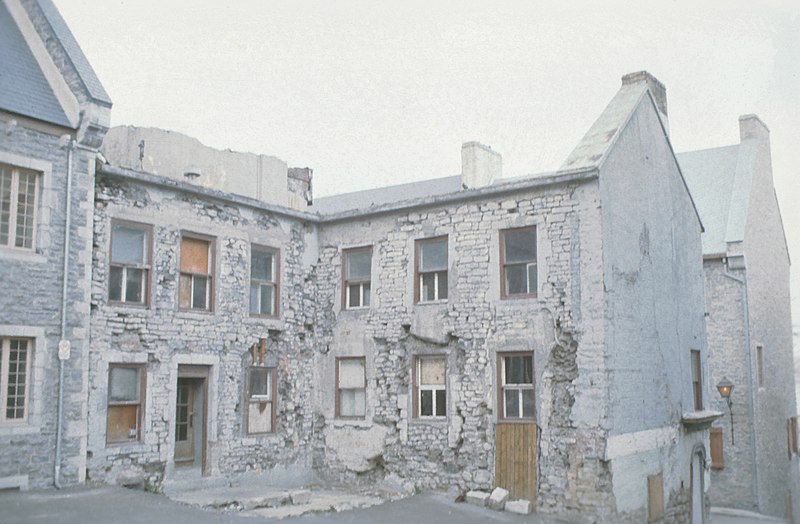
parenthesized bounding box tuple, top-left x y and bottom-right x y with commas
(0, 0, 71, 127)
(312, 175, 464, 214)
(37, 0, 111, 106)
(678, 144, 755, 256)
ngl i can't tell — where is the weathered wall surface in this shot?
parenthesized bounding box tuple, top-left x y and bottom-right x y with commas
(86, 170, 318, 486)
(101, 126, 293, 209)
(705, 258, 757, 509)
(599, 96, 708, 522)
(313, 180, 610, 518)
(740, 119, 798, 519)
(0, 121, 98, 489)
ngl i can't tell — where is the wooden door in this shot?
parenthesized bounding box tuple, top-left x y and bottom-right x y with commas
(174, 378, 195, 463)
(495, 422, 538, 503)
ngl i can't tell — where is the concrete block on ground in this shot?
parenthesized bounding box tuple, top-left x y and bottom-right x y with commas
(505, 499, 532, 515)
(465, 490, 490, 507)
(488, 487, 509, 510)
(289, 489, 311, 505)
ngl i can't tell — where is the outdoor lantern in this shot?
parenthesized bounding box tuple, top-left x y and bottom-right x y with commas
(716, 377, 734, 404)
(716, 377, 735, 444)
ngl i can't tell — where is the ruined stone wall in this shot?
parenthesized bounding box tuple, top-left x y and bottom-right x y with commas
(86, 170, 318, 487)
(313, 181, 610, 516)
(0, 122, 97, 489)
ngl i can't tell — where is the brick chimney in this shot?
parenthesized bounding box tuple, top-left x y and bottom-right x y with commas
(461, 142, 501, 189)
(622, 71, 668, 134)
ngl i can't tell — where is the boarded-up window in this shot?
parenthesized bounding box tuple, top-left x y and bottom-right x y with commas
(648, 473, 664, 521)
(179, 236, 213, 310)
(757, 345, 764, 388)
(691, 350, 702, 411)
(415, 356, 446, 418)
(788, 417, 798, 458)
(336, 358, 366, 418)
(710, 427, 724, 469)
(247, 367, 276, 434)
(107, 365, 144, 443)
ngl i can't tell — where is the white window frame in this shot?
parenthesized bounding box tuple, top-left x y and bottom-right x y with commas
(416, 237, 448, 303)
(416, 355, 446, 419)
(108, 220, 151, 305)
(246, 366, 276, 434)
(336, 357, 366, 419)
(250, 246, 279, 317)
(499, 353, 535, 420)
(0, 338, 32, 425)
(343, 247, 372, 310)
(106, 364, 145, 444)
(0, 164, 39, 251)
(179, 234, 214, 311)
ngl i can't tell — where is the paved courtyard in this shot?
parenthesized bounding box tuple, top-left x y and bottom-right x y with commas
(0, 485, 786, 524)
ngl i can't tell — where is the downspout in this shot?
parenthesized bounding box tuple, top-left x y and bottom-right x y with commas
(55, 138, 75, 489)
(722, 262, 758, 509)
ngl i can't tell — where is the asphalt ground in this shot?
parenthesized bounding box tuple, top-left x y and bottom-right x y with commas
(0, 485, 783, 524)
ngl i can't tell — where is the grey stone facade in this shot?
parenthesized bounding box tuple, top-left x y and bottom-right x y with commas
(681, 116, 800, 521)
(0, 0, 109, 490)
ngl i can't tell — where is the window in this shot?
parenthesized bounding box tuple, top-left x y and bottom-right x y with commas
(179, 235, 213, 311)
(109, 221, 151, 305)
(415, 237, 447, 303)
(691, 350, 702, 411)
(757, 345, 764, 388)
(415, 356, 446, 418)
(500, 227, 537, 297)
(336, 357, 365, 418)
(647, 473, 664, 521)
(250, 246, 278, 316)
(1, 338, 30, 424)
(247, 367, 276, 434)
(343, 247, 371, 309)
(710, 427, 724, 469)
(788, 417, 798, 458)
(106, 365, 145, 443)
(498, 353, 534, 419)
(0, 164, 39, 250)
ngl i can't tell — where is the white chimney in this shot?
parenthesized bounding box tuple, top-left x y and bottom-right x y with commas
(461, 142, 501, 189)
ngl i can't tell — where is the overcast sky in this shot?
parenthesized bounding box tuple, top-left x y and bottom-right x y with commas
(55, 0, 800, 337)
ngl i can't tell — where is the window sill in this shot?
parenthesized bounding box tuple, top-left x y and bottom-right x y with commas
(500, 293, 538, 301)
(107, 301, 150, 311)
(410, 417, 448, 425)
(331, 418, 370, 428)
(176, 308, 215, 318)
(415, 300, 448, 306)
(105, 440, 148, 453)
(0, 424, 39, 436)
(0, 247, 47, 264)
(496, 418, 537, 424)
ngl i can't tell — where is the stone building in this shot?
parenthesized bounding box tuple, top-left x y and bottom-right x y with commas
(0, 0, 110, 490)
(680, 115, 800, 520)
(85, 71, 713, 522)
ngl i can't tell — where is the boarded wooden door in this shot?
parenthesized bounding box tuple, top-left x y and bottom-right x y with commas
(495, 422, 538, 502)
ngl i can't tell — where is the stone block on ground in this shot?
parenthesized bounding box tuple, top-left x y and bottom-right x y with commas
(465, 490, 491, 507)
(289, 489, 311, 505)
(505, 499, 532, 515)
(488, 487, 509, 510)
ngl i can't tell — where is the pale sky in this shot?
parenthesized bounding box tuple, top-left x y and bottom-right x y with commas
(55, 0, 800, 341)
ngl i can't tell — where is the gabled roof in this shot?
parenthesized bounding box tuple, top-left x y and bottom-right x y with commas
(559, 80, 649, 172)
(36, 0, 112, 106)
(312, 175, 463, 214)
(678, 142, 757, 256)
(0, 0, 71, 127)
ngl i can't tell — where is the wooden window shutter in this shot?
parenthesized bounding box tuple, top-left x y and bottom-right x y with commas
(647, 473, 664, 521)
(710, 427, 724, 469)
(788, 418, 795, 459)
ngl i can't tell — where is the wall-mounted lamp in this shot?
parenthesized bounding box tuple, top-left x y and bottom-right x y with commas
(717, 377, 734, 444)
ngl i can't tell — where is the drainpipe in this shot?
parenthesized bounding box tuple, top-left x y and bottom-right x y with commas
(54, 138, 75, 489)
(722, 261, 758, 509)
